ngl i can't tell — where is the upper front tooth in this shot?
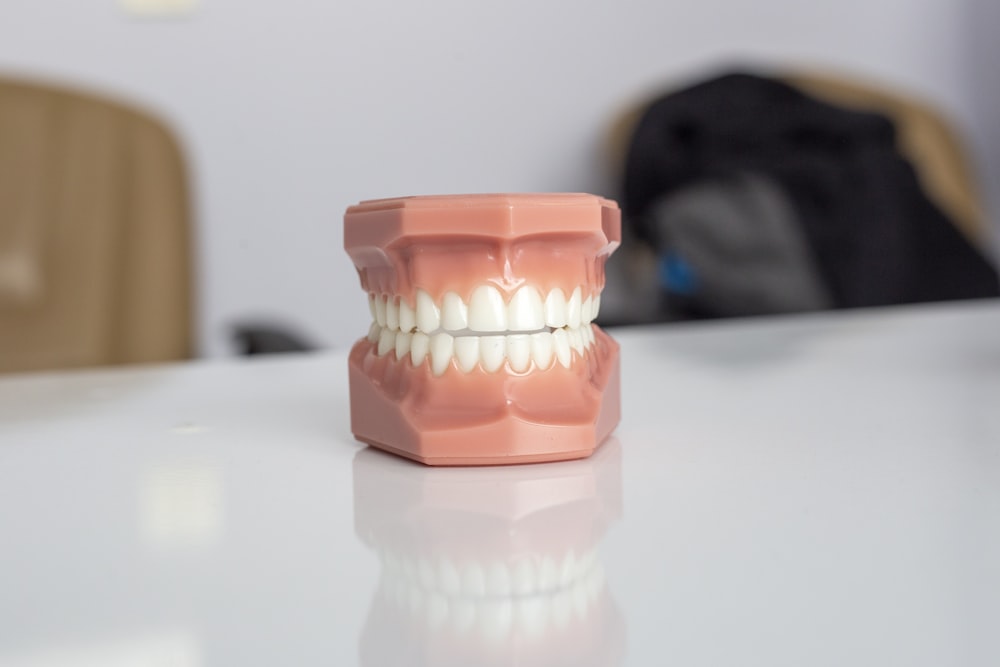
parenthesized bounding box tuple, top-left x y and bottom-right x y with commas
(385, 297, 400, 330)
(581, 295, 593, 323)
(468, 285, 507, 332)
(508, 286, 544, 331)
(567, 287, 582, 328)
(398, 298, 416, 332)
(593, 295, 601, 321)
(544, 288, 568, 328)
(416, 289, 440, 333)
(441, 291, 468, 331)
(375, 295, 387, 327)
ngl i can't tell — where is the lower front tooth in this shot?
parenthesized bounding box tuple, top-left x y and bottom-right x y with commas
(410, 331, 430, 366)
(395, 331, 412, 360)
(454, 337, 479, 372)
(507, 335, 531, 373)
(367, 322, 381, 343)
(377, 328, 396, 357)
(552, 329, 571, 368)
(480, 335, 506, 373)
(430, 333, 454, 376)
(530, 331, 554, 370)
(568, 328, 584, 355)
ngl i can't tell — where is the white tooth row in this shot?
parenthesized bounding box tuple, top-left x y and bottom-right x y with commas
(378, 552, 606, 638)
(368, 286, 600, 334)
(367, 323, 596, 374)
(380, 548, 600, 598)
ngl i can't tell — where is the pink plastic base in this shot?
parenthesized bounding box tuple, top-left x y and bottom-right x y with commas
(348, 326, 621, 466)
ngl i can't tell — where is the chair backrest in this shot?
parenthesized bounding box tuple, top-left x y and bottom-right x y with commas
(0, 77, 192, 374)
(784, 71, 985, 245)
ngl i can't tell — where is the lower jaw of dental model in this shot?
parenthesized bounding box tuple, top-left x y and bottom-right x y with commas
(344, 193, 621, 465)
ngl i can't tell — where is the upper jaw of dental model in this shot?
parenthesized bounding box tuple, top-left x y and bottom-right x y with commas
(344, 193, 620, 376)
(365, 285, 602, 375)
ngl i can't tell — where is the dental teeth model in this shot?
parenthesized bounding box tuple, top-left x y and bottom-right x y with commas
(344, 194, 622, 465)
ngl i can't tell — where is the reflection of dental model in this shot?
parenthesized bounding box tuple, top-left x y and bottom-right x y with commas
(344, 194, 622, 465)
(353, 439, 625, 666)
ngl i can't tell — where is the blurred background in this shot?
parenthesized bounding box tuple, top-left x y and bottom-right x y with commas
(1, 0, 999, 371)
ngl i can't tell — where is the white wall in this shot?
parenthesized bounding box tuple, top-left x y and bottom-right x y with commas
(1, 0, 996, 355)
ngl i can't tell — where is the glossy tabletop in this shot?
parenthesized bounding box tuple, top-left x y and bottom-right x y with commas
(1, 300, 998, 666)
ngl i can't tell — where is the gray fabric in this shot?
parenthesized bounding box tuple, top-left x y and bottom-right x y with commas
(649, 173, 833, 317)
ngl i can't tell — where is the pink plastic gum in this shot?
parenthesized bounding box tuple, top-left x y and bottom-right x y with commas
(343, 193, 622, 466)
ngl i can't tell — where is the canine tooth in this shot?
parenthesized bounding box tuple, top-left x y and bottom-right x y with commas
(479, 335, 506, 373)
(508, 285, 544, 330)
(430, 333, 454, 376)
(552, 329, 572, 368)
(399, 298, 416, 332)
(410, 332, 430, 366)
(567, 287, 582, 328)
(581, 295, 593, 323)
(530, 331, 554, 369)
(377, 328, 396, 356)
(415, 289, 440, 333)
(506, 334, 531, 373)
(511, 558, 537, 596)
(441, 291, 468, 331)
(385, 296, 399, 330)
(544, 288, 568, 328)
(462, 562, 486, 596)
(481, 600, 513, 641)
(454, 337, 480, 372)
(452, 599, 475, 633)
(426, 593, 448, 629)
(539, 556, 559, 592)
(514, 596, 548, 637)
(374, 294, 387, 327)
(368, 293, 376, 320)
(552, 589, 572, 629)
(560, 550, 577, 587)
(419, 558, 435, 590)
(573, 581, 590, 619)
(367, 322, 380, 343)
(468, 285, 507, 332)
(486, 561, 511, 597)
(395, 331, 412, 360)
(568, 327, 584, 355)
(438, 557, 461, 597)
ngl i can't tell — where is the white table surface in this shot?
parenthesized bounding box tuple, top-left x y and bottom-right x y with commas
(1, 300, 998, 666)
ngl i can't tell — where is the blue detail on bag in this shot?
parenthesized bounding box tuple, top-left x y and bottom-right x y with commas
(659, 252, 697, 295)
